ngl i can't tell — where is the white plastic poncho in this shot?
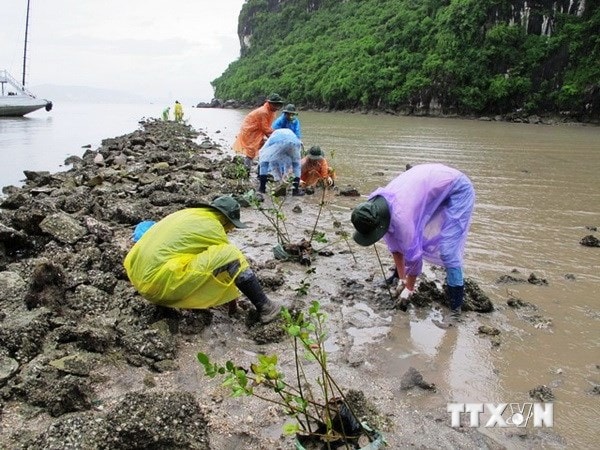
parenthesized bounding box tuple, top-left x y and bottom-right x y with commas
(258, 128, 302, 178)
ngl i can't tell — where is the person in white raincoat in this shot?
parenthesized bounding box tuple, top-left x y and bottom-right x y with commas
(258, 128, 305, 196)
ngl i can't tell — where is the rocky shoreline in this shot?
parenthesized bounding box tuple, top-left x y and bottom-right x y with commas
(1, 119, 565, 449)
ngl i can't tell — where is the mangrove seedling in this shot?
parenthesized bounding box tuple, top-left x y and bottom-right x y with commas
(197, 301, 378, 448)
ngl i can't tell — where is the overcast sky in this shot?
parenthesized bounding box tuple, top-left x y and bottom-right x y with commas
(0, 0, 246, 104)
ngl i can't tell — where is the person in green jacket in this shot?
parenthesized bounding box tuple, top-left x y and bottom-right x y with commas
(124, 196, 280, 323)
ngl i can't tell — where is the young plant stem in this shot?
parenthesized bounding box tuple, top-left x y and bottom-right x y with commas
(301, 338, 363, 438)
(250, 390, 323, 425)
(257, 202, 290, 244)
(326, 208, 357, 263)
(308, 184, 327, 246)
(293, 336, 313, 434)
(374, 244, 395, 300)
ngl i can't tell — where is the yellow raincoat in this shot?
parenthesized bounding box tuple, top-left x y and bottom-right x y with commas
(124, 208, 248, 308)
(174, 101, 184, 122)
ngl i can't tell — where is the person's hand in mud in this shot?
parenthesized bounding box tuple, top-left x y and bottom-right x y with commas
(394, 274, 417, 311)
(395, 282, 412, 297)
(396, 284, 413, 311)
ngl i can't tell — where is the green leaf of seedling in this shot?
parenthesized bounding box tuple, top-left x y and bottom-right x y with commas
(308, 301, 320, 315)
(232, 387, 246, 398)
(293, 396, 308, 412)
(281, 307, 292, 322)
(223, 374, 237, 388)
(287, 324, 301, 337)
(225, 360, 234, 371)
(258, 354, 278, 366)
(236, 369, 248, 388)
(283, 422, 301, 435)
(197, 353, 210, 367)
(303, 351, 317, 362)
(314, 232, 327, 244)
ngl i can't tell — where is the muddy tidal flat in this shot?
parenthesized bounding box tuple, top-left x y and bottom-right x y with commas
(0, 119, 581, 449)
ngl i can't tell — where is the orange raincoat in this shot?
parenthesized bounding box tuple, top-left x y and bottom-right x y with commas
(300, 157, 332, 187)
(233, 102, 278, 159)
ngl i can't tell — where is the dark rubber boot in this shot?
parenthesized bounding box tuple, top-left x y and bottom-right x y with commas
(235, 269, 280, 323)
(258, 175, 268, 194)
(292, 177, 305, 196)
(432, 285, 464, 329)
(448, 285, 464, 311)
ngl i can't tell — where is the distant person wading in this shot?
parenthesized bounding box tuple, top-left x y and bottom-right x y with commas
(174, 101, 184, 123)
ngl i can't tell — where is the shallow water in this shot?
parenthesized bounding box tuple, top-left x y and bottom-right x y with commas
(2, 105, 599, 447)
(297, 112, 599, 448)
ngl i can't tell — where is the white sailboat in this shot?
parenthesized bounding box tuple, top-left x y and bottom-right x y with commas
(0, 0, 52, 117)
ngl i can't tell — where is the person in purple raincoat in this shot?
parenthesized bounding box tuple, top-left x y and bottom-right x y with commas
(350, 163, 475, 327)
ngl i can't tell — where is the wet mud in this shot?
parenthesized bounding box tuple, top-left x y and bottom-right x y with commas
(0, 119, 573, 449)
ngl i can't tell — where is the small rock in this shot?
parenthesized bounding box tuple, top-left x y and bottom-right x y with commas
(93, 153, 104, 165)
(528, 273, 548, 286)
(400, 367, 436, 391)
(580, 235, 600, 247)
(0, 356, 19, 384)
(339, 187, 360, 197)
(529, 385, 555, 402)
(478, 325, 500, 336)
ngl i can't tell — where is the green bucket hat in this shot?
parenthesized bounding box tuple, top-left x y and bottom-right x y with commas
(205, 196, 248, 229)
(351, 196, 390, 246)
(283, 103, 297, 114)
(266, 93, 284, 104)
(307, 146, 324, 160)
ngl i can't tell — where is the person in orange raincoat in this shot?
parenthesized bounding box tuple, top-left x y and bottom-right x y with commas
(300, 146, 335, 189)
(233, 93, 284, 172)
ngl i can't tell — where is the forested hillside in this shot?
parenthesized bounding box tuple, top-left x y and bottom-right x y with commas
(211, 0, 599, 120)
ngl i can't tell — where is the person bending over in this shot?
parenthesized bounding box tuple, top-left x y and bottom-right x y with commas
(124, 196, 281, 323)
(233, 93, 284, 173)
(350, 163, 475, 327)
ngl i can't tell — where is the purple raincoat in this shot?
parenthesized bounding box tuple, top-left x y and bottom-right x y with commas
(369, 163, 475, 277)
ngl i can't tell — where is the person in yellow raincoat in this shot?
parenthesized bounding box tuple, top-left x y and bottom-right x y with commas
(174, 100, 184, 122)
(232, 93, 284, 172)
(124, 196, 281, 323)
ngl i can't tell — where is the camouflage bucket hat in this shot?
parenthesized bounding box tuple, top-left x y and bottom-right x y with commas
(207, 196, 248, 229)
(351, 196, 390, 246)
(283, 104, 297, 114)
(307, 146, 324, 160)
(267, 93, 284, 104)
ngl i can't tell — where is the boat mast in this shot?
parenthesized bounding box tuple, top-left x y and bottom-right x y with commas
(22, 0, 31, 86)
